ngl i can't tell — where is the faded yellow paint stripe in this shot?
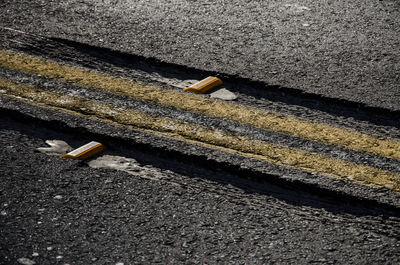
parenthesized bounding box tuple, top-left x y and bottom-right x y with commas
(0, 49, 400, 161)
(1, 77, 399, 192)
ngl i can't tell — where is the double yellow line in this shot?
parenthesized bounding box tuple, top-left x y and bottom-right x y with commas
(1, 49, 399, 161)
(1, 49, 399, 191)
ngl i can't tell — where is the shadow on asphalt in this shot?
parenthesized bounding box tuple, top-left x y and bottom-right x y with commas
(2, 114, 399, 220)
(17, 36, 400, 130)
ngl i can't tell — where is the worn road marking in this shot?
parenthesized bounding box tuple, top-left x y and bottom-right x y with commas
(1, 78, 399, 192)
(1, 49, 399, 161)
(1, 49, 400, 161)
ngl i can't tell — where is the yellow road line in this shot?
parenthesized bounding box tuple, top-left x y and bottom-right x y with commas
(1, 49, 400, 161)
(1, 77, 399, 192)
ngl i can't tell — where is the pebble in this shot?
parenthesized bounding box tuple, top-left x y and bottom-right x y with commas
(32, 253, 39, 257)
(54, 195, 63, 199)
(17, 258, 36, 265)
(1, 210, 7, 216)
(47, 246, 53, 251)
(56, 256, 63, 259)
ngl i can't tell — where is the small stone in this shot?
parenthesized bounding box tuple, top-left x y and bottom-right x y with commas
(56, 256, 63, 259)
(115, 263, 124, 265)
(302, 23, 310, 27)
(210, 88, 237, 101)
(1, 210, 7, 216)
(54, 195, 63, 199)
(47, 246, 53, 251)
(32, 253, 39, 257)
(17, 258, 36, 265)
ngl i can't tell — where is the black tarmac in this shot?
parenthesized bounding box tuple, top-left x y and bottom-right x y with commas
(1, 115, 400, 265)
(0, 0, 399, 110)
(1, 1, 400, 264)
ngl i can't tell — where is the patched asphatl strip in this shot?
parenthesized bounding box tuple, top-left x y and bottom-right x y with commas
(3, 66, 399, 174)
(1, 77, 399, 192)
(0, 49, 399, 161)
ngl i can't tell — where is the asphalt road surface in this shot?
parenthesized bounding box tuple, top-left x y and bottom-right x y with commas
(1, 1, 400, 264)
(1, 116, 400, 265)
(0, 0, 399, 110)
